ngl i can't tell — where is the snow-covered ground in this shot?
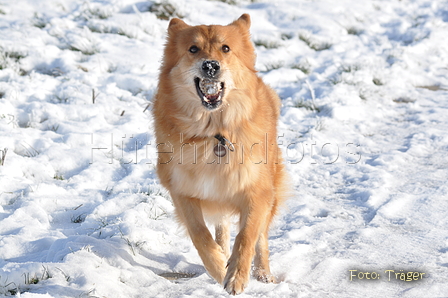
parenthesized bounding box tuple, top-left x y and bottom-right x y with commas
(1, 0, 448, 297)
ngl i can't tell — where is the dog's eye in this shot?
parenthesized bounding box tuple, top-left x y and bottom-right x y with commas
(222, 45, 230, 53)
(189, 45, 199, 53)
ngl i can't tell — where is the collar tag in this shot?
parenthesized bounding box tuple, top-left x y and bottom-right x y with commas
(213, 134, 234, 157)
(214, 143, 227, 157)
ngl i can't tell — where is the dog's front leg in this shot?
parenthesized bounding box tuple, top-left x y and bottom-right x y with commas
(172, 195, 228, 284)
(223, 188, 274, 295)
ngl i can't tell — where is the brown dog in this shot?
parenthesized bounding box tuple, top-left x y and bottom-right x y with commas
(152, 14, 288, 295)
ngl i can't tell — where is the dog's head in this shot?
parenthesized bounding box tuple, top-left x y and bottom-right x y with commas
(161, 14, 256, 111)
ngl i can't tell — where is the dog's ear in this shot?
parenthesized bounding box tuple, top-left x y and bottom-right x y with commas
(232, 14, 251, 31)
(168, 18, 189, 35)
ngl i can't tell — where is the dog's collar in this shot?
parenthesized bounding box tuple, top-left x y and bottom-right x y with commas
(214, 134, 235, 152)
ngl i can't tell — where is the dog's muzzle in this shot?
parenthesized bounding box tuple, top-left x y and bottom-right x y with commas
(195, 77, 224, 110)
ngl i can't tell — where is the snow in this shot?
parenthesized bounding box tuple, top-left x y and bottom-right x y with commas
(1, 0, 448, 296)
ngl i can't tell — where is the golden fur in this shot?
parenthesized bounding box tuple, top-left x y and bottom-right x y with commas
(152, 14, 288, 295)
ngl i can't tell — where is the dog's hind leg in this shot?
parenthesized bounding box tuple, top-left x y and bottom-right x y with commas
(253, 212, 277, 283)
(215, 216, 231, 259)
(223, 186, 275, 295)
(172, 195, 227, 284)
(254, 162, 286, 283)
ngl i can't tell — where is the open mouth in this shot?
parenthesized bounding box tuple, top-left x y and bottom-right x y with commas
(194, 77, 224, 110)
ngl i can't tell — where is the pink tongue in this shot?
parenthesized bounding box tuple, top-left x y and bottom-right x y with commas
(206, 94, 220, 102)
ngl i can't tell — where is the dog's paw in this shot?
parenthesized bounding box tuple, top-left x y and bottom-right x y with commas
(223, 262, 250, 295)
(223, 272, 247, 295)
(253, 268, 277, 284)
(204, 248, 228, 285)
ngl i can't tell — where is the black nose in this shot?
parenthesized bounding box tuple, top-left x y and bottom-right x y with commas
(202, 60, 220, 78)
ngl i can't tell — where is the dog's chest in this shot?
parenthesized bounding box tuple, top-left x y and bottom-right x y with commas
(170, 161, 258, 201)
